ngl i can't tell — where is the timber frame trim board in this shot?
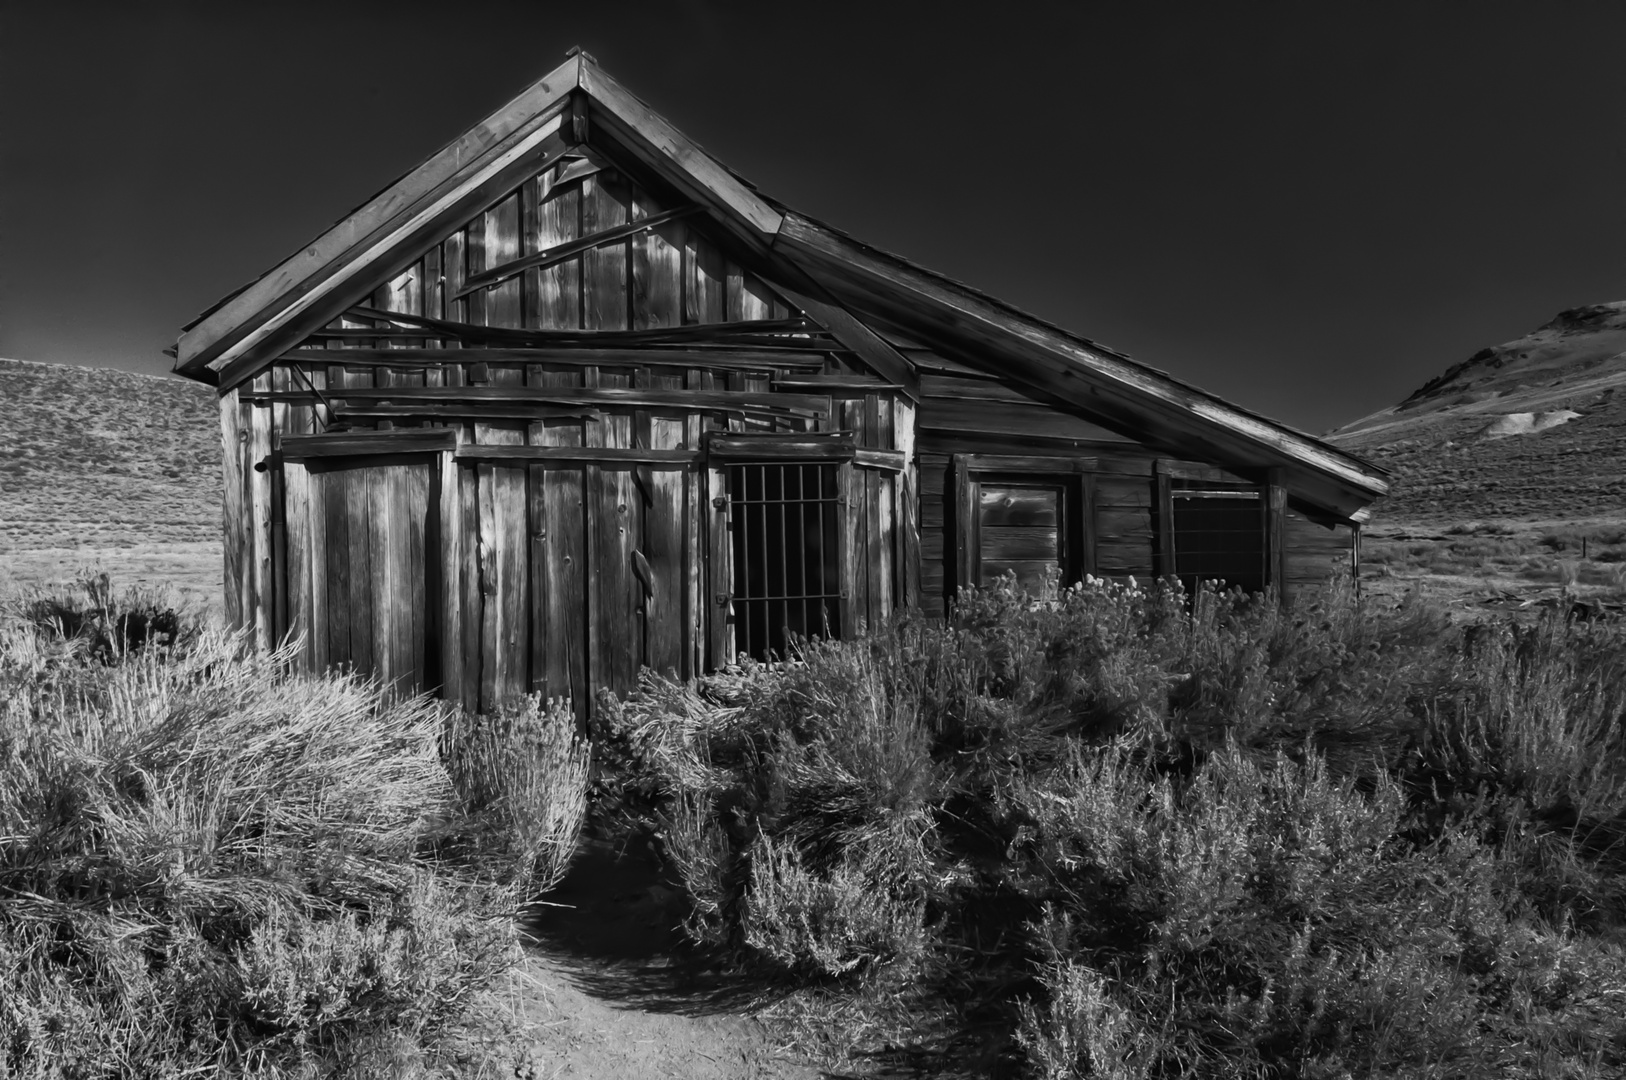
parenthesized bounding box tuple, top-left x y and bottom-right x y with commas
(174, 49, 1386, 526)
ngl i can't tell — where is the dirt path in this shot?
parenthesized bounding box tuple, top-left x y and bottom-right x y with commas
(510, 841, 823, 1080)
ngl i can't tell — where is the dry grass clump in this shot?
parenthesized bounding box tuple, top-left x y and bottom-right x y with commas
(600, 574, 1626, 1077)
(0, 577, 590, 1077)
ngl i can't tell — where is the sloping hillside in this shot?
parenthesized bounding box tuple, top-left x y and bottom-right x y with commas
(0, 358, 221, 606)
(1333, 303, 1626, 526)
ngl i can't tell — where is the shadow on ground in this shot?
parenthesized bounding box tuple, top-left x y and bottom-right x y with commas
(520, 837, 775, 1018)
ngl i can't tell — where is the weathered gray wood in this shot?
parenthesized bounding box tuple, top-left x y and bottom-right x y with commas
(643, 416, 687, 681)
(282, 429, 458, 458)
(367, 465, 394, 690)
(705, 461, 733, 666)
(458, 454, 481, 713)
(893, 396, 919, 611)
(578, 57, 784, 238)
(252, 384, 832, 417)
(284, 459, 312, 668)
(951, 455, 974, 598)
(248, 391, 274, 652)
(633, 189, 683, 330)
(219, 389, 246, 631)
(980, 486, 1060, 528)
(980, 526, 1061, 563)
(1266, 469, 1288, 602)
(280, 346, 827, 371)
(583, 170, 630, 332)
(343, 467, 373, 678)
(1154, 463, 1175, 580)
(536, 163, 583, 330)
(346, 304, 813, 343)
(460, 205, 696, 298)
(773, 211, 1387, 519)
(483, 193, 523, 328)
(438, 450, 463, 700)
(457, 444, 693, 463)
(177, 79, 574, 374)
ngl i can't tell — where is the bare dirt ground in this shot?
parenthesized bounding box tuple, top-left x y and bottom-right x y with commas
(509, 841, 821, 1080)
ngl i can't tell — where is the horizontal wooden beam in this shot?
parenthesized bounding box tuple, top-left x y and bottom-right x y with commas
(454, 205, 698, 298)
(246, 384, 832, 417)
(281, 429, 457, 459)
(772, 377, 901, 392)
(455, 444, 695, 464)
(852, 448, 906, 471)
(333, 403, 602, 423)
(343, 305, 822, 348)
(707, 431, 856, 459)
(959, 453, 1154, 477)
(280, 346, 827, 371)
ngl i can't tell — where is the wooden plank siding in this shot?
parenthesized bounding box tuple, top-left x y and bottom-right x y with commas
(212, 132, 1359, 724)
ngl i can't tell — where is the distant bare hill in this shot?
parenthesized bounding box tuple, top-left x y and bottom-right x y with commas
(0, 358, 221, 606)
(1331, 303, 1626, 526)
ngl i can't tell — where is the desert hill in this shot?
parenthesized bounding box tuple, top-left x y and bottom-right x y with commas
(0, 358, 221, 606)
(1332, 303, 1626, 527)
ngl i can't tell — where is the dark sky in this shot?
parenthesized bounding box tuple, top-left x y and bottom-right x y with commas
(4, 2, 1626, 435)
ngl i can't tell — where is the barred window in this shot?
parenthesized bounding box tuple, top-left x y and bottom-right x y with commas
(728, 462, 841, 660)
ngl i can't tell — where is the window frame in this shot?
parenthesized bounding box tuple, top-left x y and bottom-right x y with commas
(950, 454, 1095, 602)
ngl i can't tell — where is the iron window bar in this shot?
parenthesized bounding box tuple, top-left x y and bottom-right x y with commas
(728, 461, 842, 661)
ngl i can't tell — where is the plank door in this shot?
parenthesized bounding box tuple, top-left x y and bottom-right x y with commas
(305, 455, 439, 697)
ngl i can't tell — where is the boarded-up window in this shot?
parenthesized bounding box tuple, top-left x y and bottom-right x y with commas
(1171, 489, 1264, 595)
(729, 462, 841, 660)
(976, 481, 1070, 595)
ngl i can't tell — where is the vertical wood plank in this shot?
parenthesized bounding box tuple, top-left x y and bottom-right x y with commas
(726, 267, 774, 322)
(407, 462, 430, 691)
(1154, 462, 1175, 581)
(438, 450, 463, 700)
(1266, 468, 1288, 605)
(219, 389, 245, 631)
(684, 233, 726, 324)
(485, 193, 522, 329)
(838, 460, 860, 638)
(307, 464, 328, 672)
(1080, 472, 1098, 579)
(520, 176, 540, 328)
(643, 376, 685, 680)
(685, 370, 705, 677)
(632, 187, 682, 330)
(444, 229, 467, 327)
(893, 396, 919, 611)
(536, 167, 582, 330)
(706, 461, 734, 667)
(248, 386, 273, 653)
(284, 459, 312, 669)
(368, 464, 394, 691)
(582, 171, 630, 331)
(951, 455, 974, 600)
(345, 467, 374, 678)
(465, 214, 488, 328)
(459, 458, 481, 713)
(321, 467, 349, 672)
(270, 368, 290, 643)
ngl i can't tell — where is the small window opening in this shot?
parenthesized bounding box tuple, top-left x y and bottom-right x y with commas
(729, 462, 841, 660)
(1172, 488, 1264, 595)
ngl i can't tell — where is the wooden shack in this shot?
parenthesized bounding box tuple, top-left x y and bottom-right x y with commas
(171, 50, 1388, 713)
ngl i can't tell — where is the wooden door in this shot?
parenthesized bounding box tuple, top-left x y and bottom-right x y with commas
(305, 455, 439, 697)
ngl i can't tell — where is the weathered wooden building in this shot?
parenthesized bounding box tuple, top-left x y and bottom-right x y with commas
(172, 50, 1388, 712)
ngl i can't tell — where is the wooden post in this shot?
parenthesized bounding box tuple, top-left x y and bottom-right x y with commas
(705, 461, 734, 667)
(1080, 471, 1098, 580)
(219, 389, 246, 631)
(893, 396, 919, 611)
(1265, 469, 1288, 606)
(951, 454, 974, 600)
(248, 378, 274, 653)
(439, 448, 464, 701)
(1153, 461, 1175, 582)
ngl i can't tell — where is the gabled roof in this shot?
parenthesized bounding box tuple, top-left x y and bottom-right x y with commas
(173, 49, 1387, 521)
